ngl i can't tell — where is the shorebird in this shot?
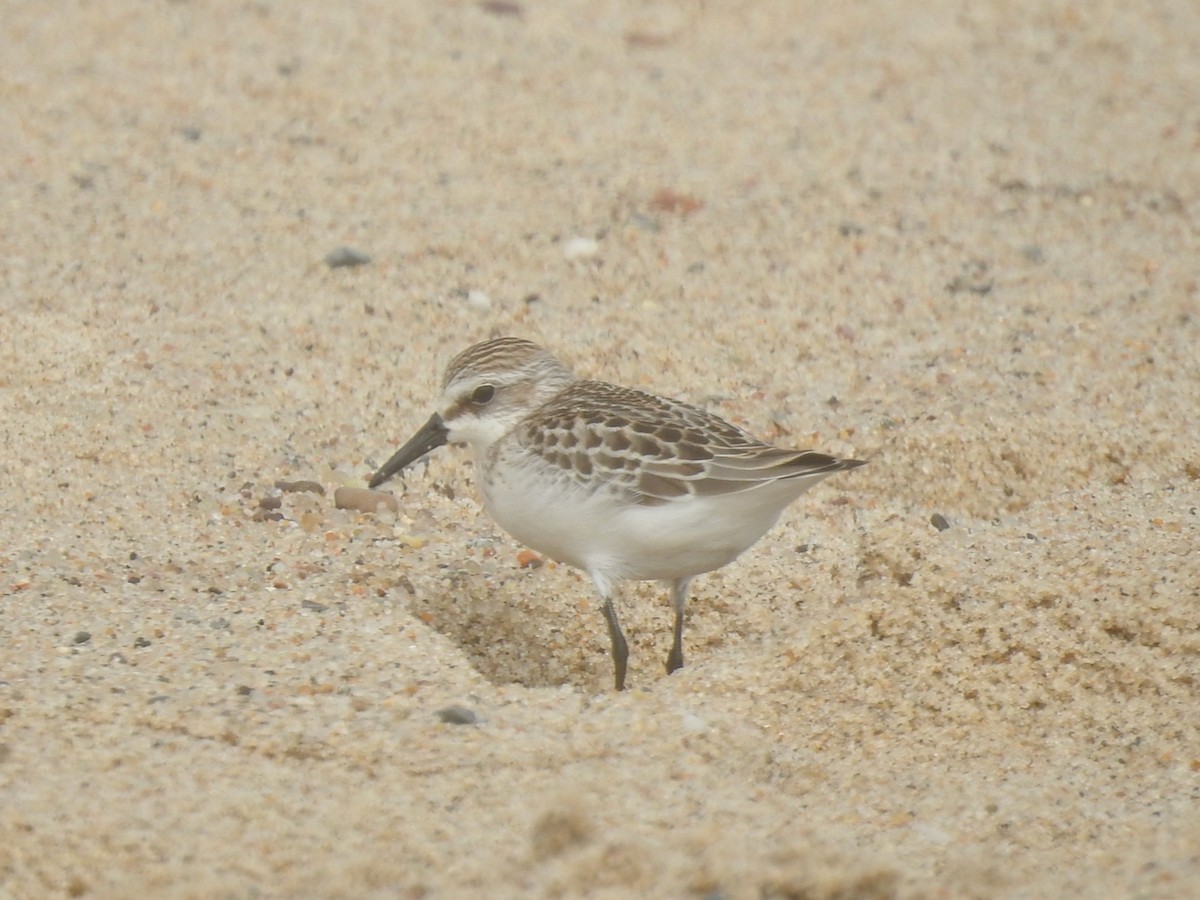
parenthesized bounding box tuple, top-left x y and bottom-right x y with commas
(370, 337, 865, 689)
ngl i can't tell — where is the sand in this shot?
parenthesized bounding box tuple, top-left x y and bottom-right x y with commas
(2, 1, 1198, 897)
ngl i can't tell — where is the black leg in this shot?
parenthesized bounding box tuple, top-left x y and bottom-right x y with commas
(666, 605, 684, 674)
(601, 596, 629, 691)
(665, 577, 692, 675)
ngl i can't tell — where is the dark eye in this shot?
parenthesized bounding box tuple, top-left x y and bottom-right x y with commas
(470, 384, 496, 405)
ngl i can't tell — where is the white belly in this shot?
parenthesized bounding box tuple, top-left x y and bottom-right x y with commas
(479, 462, 792, 582)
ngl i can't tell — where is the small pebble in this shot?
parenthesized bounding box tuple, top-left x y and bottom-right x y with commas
(73, 631, 91, 645)
(301, 599, 329, 613)
(436, 705, 478, 725)
(335, 486, 399, 514)
(516, 549, 543, 569)
(325, 246, 371, 269)
(133, 637, 152, 649)
(563, 236, 600, 262)
(930, 513, 951, 532)
(275, 480, 326, 495)
(466, 289, 492, 311)
(649, 188, 703, 216)
(479, 0, 523, 16)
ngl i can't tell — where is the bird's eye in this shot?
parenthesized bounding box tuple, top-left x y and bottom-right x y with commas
(470, 384, 496, 405)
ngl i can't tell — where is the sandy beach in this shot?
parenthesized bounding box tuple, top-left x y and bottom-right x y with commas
(2, 1, 1198, 897)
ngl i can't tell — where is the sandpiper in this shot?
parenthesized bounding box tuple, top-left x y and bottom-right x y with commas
(370, 337, 865, 690)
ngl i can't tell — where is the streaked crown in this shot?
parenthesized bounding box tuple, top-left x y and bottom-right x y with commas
(437, 338, 577, 449)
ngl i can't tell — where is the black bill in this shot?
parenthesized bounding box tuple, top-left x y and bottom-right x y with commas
(368, 413, 449, 488)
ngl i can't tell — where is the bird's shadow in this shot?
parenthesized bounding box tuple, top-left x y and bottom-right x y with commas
(407, 564, 713, 691)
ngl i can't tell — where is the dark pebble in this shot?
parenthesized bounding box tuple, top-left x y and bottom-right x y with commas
(73, 631, 91, 645)
(325, 246, 371, 268)
(479, 0, 524, 17)
(236, 685, 253, 696)
(301, 599, 329, 612)
(134, 637, 152, 649)
(436, 705, 478, 725)
(930, 513, 951, 532)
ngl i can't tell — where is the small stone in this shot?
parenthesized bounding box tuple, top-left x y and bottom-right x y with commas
(134, 637, 152, 649)
(325, 246, 371, 268)
(516, 549, 543, 569)
(479, 0, 523, 16)
(335, 486, 399, 514)
(302, 599, 329, 613)
(436, 705, 478, 725)
(930, 513, 951, 532)
(649, 188, 703, 216)
(73, 631, 91, 645)
(466, 289, 492, 311)
(563, 236, 600, 262)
